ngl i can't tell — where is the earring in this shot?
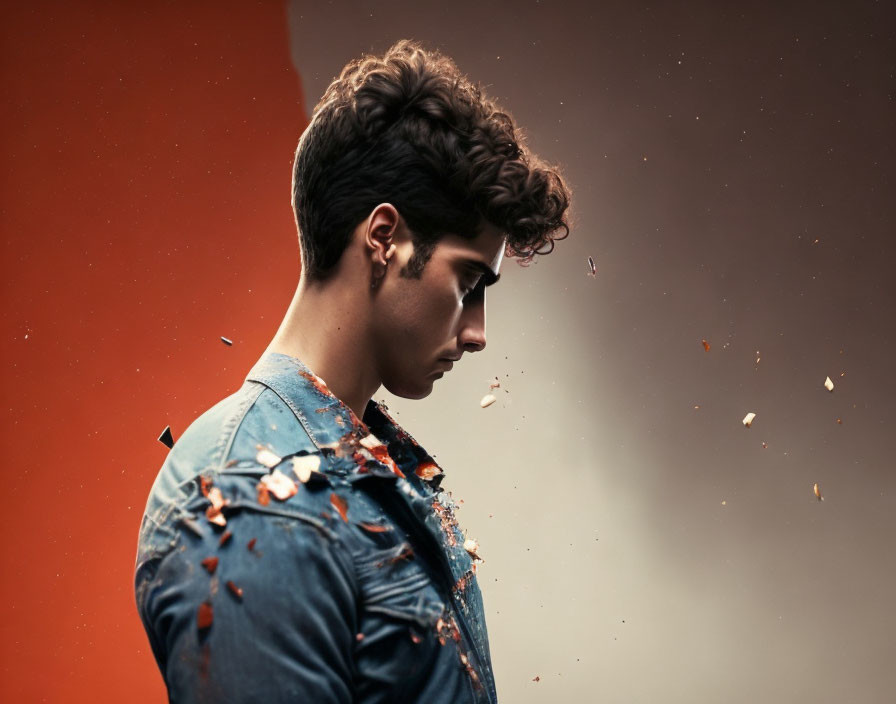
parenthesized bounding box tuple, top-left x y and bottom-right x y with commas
(371, 261, 388, 289)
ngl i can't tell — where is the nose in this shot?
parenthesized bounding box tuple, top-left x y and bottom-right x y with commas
(458, 298, 486, 353)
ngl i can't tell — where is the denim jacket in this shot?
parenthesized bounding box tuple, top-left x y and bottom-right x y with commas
(134, 352, 497, 703)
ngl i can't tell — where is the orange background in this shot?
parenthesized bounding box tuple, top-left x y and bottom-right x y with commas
(1, 2, 307, 699)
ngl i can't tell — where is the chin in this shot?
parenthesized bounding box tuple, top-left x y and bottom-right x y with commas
(383, 378, 435, 401)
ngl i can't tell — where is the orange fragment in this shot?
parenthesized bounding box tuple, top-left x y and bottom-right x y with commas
(197, 602, 213, 630)
(330, 493, 349, 522)
(226, 580, 243, 600)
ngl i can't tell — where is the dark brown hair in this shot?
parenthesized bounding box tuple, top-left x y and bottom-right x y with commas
(291, 38, 571, 281)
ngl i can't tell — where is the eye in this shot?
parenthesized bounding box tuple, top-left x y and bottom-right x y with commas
(461, 275, 484, 299)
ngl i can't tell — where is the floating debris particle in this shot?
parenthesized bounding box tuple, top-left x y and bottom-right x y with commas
(356, 633, 365, 642)
(480, 394, 497, 408)
(330, 493, 349, 522)
(298, 369, 331, 396)
(434, 613, 462, 646)
(206, 487, 229, 527)
(824, 376, 834, 392)
(721, 500, 727, 506)
(255, 445, 282, 469)
(762, 442, 768, 449)
(410, 630, 422, 644)
(359, 433, 384, 451)
(226, 580, 243, 600)
(742, 412, 756, 428)
(415, 460, 442, 481)
(200, 557, 219, 574)
(247, 538, 257, 551)
(207, 487, 225, 509)
(814, 483, 823, 501)
(363, 441, 406, 477)
(463, 537, 482, 561)
(359, 521, 391, 533)
(532, 676, 541, 682)
(489, 380, 501, 391)
(836, 418, 842, 425)
(586, 256, 597, 277)
(197, 601, 213, 631)
(260, 469, 298, 501)
(158, 426, 174, 449)
(694, 405, 700, 410)
(220, 336, 233, 346)
(702, 339, 711, 352)
(291, 454, 321, 483)
(218, 531, 232, 547)
(454, 570, 474, 593)
(432, 498, 460, 547)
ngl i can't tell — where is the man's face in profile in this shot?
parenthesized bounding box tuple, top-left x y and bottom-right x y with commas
(371, 222, 505, 400)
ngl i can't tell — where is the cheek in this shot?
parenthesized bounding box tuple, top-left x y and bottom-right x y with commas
(391, 286, 459, 338)
(377, 296, 460, 375)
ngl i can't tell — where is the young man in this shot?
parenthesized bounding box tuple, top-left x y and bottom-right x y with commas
(135, 39, 570, 703)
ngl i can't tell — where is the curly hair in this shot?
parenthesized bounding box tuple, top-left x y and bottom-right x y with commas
(291, 38, 571, 281)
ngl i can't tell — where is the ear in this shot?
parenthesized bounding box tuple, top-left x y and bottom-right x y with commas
(364, 203, 401, 266)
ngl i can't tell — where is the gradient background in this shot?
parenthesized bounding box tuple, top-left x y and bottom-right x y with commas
(2, 1, 894, 701)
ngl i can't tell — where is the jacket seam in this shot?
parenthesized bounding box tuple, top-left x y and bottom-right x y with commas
(213, 382, 265, 471)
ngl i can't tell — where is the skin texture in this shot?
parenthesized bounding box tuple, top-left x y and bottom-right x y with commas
(266, 203, 505, 418)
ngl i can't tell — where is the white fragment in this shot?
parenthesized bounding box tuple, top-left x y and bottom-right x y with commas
(260, 469, 298, 500)
(207, 487, 226, 511)
(824, 376, 834, 392)
(359, 433, 384, 450)
(480, 394, 497, 408)
(742, 412, 756, 428)
(463, 537, 481, 560)
(256, 446, 282, 468)
(291, 454, 321, 483)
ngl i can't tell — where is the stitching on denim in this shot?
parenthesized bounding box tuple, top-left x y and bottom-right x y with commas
(227, 501, 339, 540)
(213, 382, 265, 471)
(363, 571, 430, 603)
(247, 366, 323, 448)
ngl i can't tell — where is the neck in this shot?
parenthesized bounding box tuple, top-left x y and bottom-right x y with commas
(264, 276, 379, 419)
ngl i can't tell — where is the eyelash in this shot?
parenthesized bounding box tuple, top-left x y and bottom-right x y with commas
(461, 277, 483, 297)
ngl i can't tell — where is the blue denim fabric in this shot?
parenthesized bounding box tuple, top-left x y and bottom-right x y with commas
(134, 352, 497, 703)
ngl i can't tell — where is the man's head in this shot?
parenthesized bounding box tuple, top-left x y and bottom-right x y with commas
(290, 39, 571, 398)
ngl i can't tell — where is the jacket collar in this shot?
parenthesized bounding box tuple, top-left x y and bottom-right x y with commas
(244, 351, 446, 491)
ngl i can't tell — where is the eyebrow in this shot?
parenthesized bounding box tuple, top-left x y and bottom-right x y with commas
(463, 259, 501, 287)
